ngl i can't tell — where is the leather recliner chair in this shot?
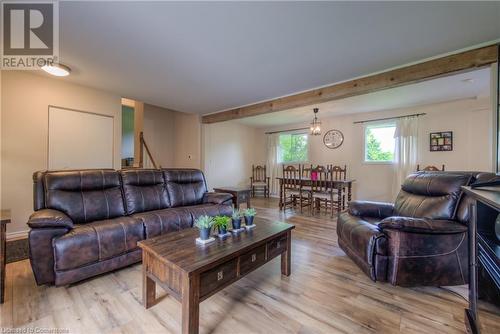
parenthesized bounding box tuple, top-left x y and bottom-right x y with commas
(28, 168, 233, 286)
(337, 171, 498, 287)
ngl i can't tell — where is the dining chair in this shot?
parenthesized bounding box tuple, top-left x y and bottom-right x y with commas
(311, 166, 336, 217)
(300, 164, 313, 178)
(250, 165, 270, 197)
(329, 165, 348, 212)
(416, 164, 445, 171)
(282, 165, 307, 212)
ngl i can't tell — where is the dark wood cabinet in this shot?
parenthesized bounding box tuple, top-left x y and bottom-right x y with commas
(463, 187, 500, 334)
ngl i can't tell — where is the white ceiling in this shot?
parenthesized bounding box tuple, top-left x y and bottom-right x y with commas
(236, 67, 491, 128)
(56, 2, 500, 114)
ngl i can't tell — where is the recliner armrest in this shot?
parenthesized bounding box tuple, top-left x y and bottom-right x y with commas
(348, 201, 394, 218)
(28, 209, 74, 229)
(378, 216, 466, 234)
(203, 192, 233, 205)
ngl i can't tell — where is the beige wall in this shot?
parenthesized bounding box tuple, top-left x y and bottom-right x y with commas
(143, 103, 175, 168)
(174, 112, 201, 169)
(202, 121, 265, 190)
(258, 97, 493, 202)
(136, 103, 202, 169)
(1, 71, 122, 236)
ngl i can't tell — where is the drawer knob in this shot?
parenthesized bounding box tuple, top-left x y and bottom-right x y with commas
(217, 270, 224, 281)
(277, 241, 281, 248)
(251, 254, 257, 262)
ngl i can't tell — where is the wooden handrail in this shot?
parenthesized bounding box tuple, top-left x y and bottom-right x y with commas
(139, 131, 159, 169)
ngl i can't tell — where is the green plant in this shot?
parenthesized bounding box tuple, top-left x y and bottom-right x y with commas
(194, 215, 214, 229)
(232, 208, 241, 220)
(213, 215, 231, 230)
(243, 208, 257, 217)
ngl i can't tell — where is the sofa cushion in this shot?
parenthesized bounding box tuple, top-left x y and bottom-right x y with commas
(120, 169, 170, 214)
(394, 172, 472, 220)
(132, 208, 193, 238)
(163, 169, 207, 207)
(181, 203, 233, 220)
(44, 170, 125, 224)
(53, 216, 144, 271)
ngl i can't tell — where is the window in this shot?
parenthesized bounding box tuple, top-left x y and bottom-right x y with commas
(364, 123, 396, 163)
(279, 132, 308, 163)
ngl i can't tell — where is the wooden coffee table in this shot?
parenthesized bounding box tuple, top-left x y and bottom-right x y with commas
(138, 218, 294, 334)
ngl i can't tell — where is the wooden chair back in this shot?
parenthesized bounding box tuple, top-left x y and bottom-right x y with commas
(416, 164, 445, 171)
(330, 165, 347, 180)
(311, 166, 331, 193)
(300, 164, 313, 179)
(252, 165, 267, 182)
(282, 165, 300, 190)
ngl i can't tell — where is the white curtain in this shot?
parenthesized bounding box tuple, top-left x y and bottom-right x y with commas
(392, 116, 419, 199)
(266, 133, 281, 196)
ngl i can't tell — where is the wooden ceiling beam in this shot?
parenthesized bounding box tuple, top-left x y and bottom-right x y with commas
(201, 44, 498, 124)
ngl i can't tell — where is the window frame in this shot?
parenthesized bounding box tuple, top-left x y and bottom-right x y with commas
(363, 121, 396, 165)
(278, 131, 310, 164)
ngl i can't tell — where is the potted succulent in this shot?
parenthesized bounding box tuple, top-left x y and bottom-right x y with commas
(231, 208, 242, 230)
(213, 215, 231, 235)
(194, 215, 214, 240)
(243, 208, 257, 226)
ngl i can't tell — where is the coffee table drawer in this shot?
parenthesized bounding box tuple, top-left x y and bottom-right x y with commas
(267, 234, 287, 259)
(239, 244, 266, 276)
(200, 258, 238, 297)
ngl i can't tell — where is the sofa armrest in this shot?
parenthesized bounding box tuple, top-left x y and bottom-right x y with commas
(203, 192, 233, 205)
(379, 216, 467, 234)
(348, 201, 394, 218)
(28, 209, 74, 229)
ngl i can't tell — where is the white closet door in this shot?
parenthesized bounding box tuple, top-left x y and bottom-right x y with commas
(48, 106, 114, 170)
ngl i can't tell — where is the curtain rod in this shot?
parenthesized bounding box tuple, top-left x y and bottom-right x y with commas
(353, 112, 426, 124)
(265, 127, 309, 135)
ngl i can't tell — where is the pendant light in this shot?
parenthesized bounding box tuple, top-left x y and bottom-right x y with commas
(310, 108, 321, 136)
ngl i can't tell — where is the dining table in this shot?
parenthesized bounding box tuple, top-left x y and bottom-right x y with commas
(276, 177, 355, 212)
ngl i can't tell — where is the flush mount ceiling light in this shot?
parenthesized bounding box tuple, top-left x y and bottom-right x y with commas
(310, 107, 321, 136)
(41, 63, 71, 77)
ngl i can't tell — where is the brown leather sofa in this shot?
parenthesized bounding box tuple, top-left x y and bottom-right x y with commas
(337, 171, 498, 287)
(28, 168, 232, 286)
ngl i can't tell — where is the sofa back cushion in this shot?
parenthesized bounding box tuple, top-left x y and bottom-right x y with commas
(394, 172, 472, 220)
(44, 170, 125, 224)
(163, 169, 207, 207)
(120, 169, 170, 214)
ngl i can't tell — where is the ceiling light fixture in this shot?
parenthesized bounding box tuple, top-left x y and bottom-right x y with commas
(41, 63, 71, 77)
(310, 108, 321, 136)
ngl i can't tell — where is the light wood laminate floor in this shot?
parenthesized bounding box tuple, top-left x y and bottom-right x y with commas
(0, 198, 492, 333)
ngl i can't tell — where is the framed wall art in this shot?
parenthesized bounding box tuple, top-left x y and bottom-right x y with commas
(430, 131, 453, 152)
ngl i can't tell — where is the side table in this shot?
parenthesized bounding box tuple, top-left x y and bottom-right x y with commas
(213, 187, 251, 210)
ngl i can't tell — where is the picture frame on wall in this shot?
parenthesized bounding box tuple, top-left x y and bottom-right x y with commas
(429, 131, 453, 152)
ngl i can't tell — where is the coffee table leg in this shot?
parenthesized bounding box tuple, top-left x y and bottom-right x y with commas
(281, 231, 292, 277)
(182, 273, 200, 334)
(143, 273, 156, 309)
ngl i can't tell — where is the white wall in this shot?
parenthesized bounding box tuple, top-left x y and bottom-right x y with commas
(202, 121, 265, 190)
(258, 97, 493, 202)
(1, 71, 122, 236)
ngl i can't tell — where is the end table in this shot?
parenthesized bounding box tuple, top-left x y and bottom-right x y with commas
(213, 187, 251, 210)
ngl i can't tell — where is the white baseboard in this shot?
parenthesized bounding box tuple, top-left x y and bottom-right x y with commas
(7, 230, 29, 241)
